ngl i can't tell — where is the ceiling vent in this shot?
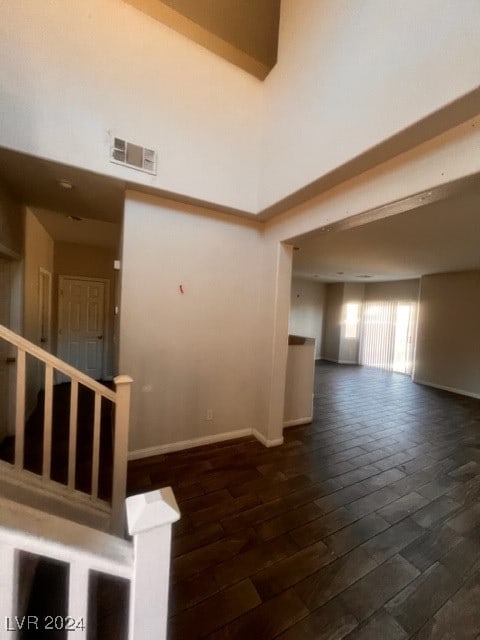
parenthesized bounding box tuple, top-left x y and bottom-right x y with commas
(110, 137, 157, 175)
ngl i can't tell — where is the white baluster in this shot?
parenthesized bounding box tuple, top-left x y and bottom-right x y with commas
(111, 375, 133, 534)
(0, 544, 18, 638)
(67, 563, 89, 640)
(42, 364, 53, 478)
(14, 348, 26, 470)
(68, 380, 79, 490)
(91, 393, 101, 499)
(126, 488, 180, 640)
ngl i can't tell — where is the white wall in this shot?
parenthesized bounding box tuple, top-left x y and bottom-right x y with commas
(414, 271, 480, 398)
(2, 1, 479, 214)
(119, 192, 271, 454)
(289, 278, 325, 358)
(364, 279, 420, 302)
(0, 0, 262, 212)
(265, 116, 480, 246)
(259, 0, 480, 209)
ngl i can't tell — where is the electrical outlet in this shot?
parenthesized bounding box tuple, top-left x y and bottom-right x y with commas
(206, 409, 213, 421)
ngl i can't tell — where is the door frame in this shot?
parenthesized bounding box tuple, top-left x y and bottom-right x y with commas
(57, 275, 111, 380)
(0, 254, 23, 436)
(38, 267, 52, 351)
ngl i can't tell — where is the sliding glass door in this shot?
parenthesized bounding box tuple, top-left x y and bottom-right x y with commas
(359, 301, 416, 374)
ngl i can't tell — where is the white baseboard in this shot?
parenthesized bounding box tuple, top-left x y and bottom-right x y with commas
(413, 378, 480, 400)
(320, 357, 358, 365)
(283, 417, 312, 428)
(128, 428, 253, 460)
(252, 429, 284, 448)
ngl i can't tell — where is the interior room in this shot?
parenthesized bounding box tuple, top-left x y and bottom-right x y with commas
(288, 182, 480, 399)
(0, 1, 479, 638)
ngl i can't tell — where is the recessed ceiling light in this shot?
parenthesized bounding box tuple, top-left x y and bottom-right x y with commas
(58, 179, 74, 190)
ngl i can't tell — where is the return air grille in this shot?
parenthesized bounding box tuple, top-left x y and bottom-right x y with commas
(110, 137, 157, 175)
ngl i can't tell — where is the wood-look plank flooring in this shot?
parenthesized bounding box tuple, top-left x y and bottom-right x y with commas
(127, 362, 480, 639)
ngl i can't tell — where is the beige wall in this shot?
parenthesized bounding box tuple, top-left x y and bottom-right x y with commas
(120, 192, 272, 454)
(24, 210, 54, 413)
(0, 180, 24, 333)
(414, 270, 480, 398)
(322, 282, 364, 364)
(54, 243, 117, 378)
(0, 182, 23, 258)
(289, 278, 325, 358)
(364, 279, 419, 302)
(321, 283, 343, 362)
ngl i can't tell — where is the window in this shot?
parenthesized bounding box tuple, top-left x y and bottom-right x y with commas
(344, 302, 360, 339)
(359, 300, 416, 374)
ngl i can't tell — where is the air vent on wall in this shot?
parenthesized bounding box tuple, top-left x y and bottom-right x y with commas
(110, 137, 157, 175)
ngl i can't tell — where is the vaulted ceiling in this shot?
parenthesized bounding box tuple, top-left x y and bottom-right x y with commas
(123, 0, 281, 79)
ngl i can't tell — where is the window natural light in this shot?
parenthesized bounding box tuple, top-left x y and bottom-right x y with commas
(359, 301, 416, 374)
(344, 302, 360, 339)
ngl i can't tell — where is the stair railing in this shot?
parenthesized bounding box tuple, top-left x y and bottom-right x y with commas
(0, 324, 132, 533)
(0, 488, 180, 640)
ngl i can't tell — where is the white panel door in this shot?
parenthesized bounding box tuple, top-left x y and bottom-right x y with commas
(58, 277, 106, 380)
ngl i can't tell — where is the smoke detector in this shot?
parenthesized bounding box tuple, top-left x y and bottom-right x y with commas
(58, 179, 74, 190)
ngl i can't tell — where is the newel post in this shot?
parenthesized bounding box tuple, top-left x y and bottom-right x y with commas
(111, 375, 133, 534)
(126, 488, 181, 640)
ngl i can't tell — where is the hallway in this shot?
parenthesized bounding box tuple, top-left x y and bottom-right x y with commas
(128, 362, 480, 639)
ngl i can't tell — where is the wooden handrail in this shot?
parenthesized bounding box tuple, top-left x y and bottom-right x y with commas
(0, 324, 133, 535)
(0, 324, 116, 402)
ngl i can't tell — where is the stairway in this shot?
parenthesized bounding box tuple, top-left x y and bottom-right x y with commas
(0, 323, 132, 533)
(0, 325, 181, 639)
(0, 382, 114, 501)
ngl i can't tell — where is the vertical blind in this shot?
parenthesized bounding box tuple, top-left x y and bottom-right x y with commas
(359, 301, 416, 374)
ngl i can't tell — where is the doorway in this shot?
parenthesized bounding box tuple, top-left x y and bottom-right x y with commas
(38, 267, 52, 352)
(0, 257, 11, 439)
(57, 276, 109, 380)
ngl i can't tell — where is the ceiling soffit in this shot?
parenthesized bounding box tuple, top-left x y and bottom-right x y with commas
(122, 0, 280, 79)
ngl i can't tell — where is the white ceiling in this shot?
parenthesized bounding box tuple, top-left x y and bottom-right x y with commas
(0, 146, 124, 247)
(32, 208, 120, 249)
(292, 187, 480, 282)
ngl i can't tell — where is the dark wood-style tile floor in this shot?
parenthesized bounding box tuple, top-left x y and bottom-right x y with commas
(127, 362, 480, 639)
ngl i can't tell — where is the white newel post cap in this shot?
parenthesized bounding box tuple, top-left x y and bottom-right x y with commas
(126, 488, 181, 535)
